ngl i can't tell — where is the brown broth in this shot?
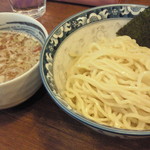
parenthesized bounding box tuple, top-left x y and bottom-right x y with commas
(0, 31, 42, 83)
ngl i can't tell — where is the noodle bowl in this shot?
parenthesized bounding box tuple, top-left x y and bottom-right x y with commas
(53, 20, 150, 131)
(41, 4, 150, 138)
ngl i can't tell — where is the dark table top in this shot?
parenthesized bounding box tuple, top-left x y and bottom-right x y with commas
(0, 0, 150, 150)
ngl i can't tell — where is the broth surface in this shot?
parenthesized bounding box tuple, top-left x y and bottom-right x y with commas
(0, 31, 41, 83)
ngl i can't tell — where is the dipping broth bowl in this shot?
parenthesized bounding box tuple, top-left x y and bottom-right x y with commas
(0, 12, 48, 109)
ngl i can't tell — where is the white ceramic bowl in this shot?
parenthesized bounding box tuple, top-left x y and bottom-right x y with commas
(0, 13, 48, 109)
(40, 4, 150, 138)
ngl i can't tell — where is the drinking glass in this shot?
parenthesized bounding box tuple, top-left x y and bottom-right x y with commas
(9, 0, 46, 19)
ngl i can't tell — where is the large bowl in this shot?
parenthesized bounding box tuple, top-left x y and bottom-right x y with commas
(0, 13, 48, 109)
(40, 4, 150, 138)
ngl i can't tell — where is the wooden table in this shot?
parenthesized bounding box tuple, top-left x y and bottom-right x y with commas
(0, 0, 150, 150)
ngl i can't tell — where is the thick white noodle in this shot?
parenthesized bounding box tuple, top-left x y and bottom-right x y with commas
(62, 36, 150, 130)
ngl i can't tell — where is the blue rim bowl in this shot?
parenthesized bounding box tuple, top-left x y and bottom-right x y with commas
(40, 4, 150, 138)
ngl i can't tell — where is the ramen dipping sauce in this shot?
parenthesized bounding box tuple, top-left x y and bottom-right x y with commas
(0, 31, 42, 83)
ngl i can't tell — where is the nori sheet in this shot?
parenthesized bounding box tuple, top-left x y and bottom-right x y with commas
(117, 6, 150, 48)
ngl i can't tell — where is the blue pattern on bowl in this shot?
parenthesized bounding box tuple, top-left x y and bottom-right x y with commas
(40, 4, 150, 138)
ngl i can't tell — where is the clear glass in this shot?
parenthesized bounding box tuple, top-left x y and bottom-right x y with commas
(9, 0, 46, 19)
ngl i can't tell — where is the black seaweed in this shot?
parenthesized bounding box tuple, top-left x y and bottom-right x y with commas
(117, 6, 150, 48)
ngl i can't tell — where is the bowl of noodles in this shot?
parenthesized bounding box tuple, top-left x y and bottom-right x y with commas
(0, 13, 48, 109)
(40, 4, 150, 138)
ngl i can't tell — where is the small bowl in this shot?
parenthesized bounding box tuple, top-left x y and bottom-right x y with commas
(0, 12, 48, 109)
(40, 4, 150, 138)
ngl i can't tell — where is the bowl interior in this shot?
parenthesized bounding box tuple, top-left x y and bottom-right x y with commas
(40, 4, 150, 138)
(0, 12, 47, 45)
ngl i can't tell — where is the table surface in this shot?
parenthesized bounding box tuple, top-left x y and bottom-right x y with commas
(0, 0, 150, 150)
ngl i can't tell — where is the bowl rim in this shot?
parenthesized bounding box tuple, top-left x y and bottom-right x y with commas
(0, 12, 48, 86)
(40, 4, 150, 137)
